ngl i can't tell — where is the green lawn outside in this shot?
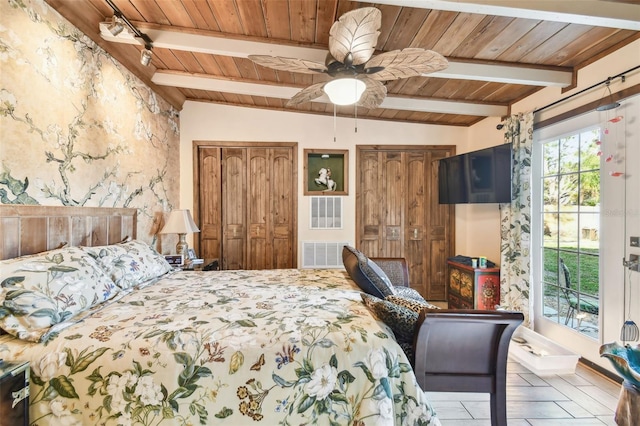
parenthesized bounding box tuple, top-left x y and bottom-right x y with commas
(543, 247, 599, 296)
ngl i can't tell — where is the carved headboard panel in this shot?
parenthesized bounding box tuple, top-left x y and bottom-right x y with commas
(0, 205, 137, 260)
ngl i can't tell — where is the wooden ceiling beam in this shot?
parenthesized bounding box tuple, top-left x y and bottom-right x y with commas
(99, 25, 573, 87)
(363, 0, 640, 31)
(151, 71, 509, 116)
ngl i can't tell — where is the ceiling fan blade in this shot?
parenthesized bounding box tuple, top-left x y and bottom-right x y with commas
(329, 7, 381, 66)
(286, 82, 327, 107)
(249, 55, 327, 74)
(365, 48, 449, 81)
(357, 78, 386, 110)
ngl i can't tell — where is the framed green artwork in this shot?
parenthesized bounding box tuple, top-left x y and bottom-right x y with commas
(303, 149, 348, 195)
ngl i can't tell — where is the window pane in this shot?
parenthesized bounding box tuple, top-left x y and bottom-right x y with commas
(579, 212, 599, 249)
(559, 213, 578, 248)
(543, 177, 559, 211)
(579, 253, 599, 297)
(580, 171, 600, 207)
(543, 282, 561, 322)
(560, 135, 579, 174)
(543, 213, 558, 248)
(543, 248, 559, 284)
(559, 174, 579, 210)
(580, 130, 600, 172)
(559, 251, 578, 291)
(543, 140, 559, 176)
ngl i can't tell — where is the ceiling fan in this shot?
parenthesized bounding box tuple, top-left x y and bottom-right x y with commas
(248, 7, 448, 109)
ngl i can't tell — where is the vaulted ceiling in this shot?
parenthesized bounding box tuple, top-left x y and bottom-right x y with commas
(46, 0, 640, 126)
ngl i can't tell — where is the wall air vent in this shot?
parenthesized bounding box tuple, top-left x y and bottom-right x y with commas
(310, 196, 342, 229)
(302, 241, 350, 268)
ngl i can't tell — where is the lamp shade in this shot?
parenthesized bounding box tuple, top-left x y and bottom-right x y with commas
(324, 78, 366, 105)
(160, 209, 200, 234)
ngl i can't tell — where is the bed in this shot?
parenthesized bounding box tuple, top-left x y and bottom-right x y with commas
(0, 205, 440, 425)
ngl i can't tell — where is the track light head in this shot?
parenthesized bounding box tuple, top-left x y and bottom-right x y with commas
(140, 47, 153, 66)
(107, 15, 124, 36)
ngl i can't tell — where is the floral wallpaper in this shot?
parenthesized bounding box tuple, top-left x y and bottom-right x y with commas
(0, 0, 179, 247)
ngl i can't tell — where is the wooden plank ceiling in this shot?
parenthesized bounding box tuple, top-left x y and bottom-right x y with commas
(46, 0, 640, 127)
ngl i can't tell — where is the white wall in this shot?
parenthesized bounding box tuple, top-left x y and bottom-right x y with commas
(179, 103, 467, 266)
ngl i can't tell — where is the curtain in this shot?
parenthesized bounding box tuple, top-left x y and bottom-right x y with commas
(500, 112, 534, 326)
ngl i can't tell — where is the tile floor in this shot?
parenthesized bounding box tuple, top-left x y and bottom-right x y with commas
(427, 359, 622, 425)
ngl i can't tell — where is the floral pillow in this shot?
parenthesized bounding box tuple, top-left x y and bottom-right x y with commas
(82, 240, 171, 290)
(0, 247, 119, 342)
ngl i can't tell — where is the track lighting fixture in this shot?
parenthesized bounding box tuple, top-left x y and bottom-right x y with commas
(140, 46, 153, 66)
(103, 0, 154, 66)
(106, 15, 124, 36)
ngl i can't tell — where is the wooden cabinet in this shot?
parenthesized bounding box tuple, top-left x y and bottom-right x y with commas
(356, 145, 455, 301)
(447, 259, 500, 309)
(0, 361, 29, 426)
(194, 142, 297, 270)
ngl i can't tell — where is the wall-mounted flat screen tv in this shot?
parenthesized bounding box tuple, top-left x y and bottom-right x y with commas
(438, 143, 513, 204)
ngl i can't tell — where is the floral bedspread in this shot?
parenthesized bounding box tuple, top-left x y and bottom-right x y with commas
(0, 269, 439, 426)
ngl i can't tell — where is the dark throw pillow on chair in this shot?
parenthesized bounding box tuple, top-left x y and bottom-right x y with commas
(342, 245, 395, 299)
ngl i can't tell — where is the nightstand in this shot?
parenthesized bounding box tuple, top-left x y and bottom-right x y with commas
(0, 361, 29, 425)
(447, 259, 501, 310)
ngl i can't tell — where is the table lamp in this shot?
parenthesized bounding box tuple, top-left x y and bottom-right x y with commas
(160, 209, 200, 265)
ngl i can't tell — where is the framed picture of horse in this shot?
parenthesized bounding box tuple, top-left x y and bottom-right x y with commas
(303, 149, 349, 195)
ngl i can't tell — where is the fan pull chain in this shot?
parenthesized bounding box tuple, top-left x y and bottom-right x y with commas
(355, 102, 358, 133)
(354, 83, 358, 133)
(333, 103, 337, 143)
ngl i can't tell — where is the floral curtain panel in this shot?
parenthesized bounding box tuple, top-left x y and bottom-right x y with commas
(500, 112, 534, 326)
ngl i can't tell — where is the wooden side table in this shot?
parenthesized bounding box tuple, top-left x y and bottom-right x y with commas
(0, 361, 29, 426)
(447, 259, 500, 309)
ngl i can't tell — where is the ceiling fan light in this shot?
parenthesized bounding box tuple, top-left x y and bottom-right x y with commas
(324, 78, 366, 105)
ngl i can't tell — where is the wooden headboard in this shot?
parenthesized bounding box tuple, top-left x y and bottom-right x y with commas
(0, 205, 137, 260)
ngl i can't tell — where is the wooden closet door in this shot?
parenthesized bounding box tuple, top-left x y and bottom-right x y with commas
(198, 148, 222, 263)
(270, 147, 295, 268)
(405, 151, 428, 297)
(425, 150, 453, 300)
(222, 148, 247, 269)
(195, 142, 297, 270)
(358, 150, 383, 256)
(247, 147, 296, 269)
(358, 150, 406, 259)
(247, 148, 269, 269)
(356, 146, 455, 301)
